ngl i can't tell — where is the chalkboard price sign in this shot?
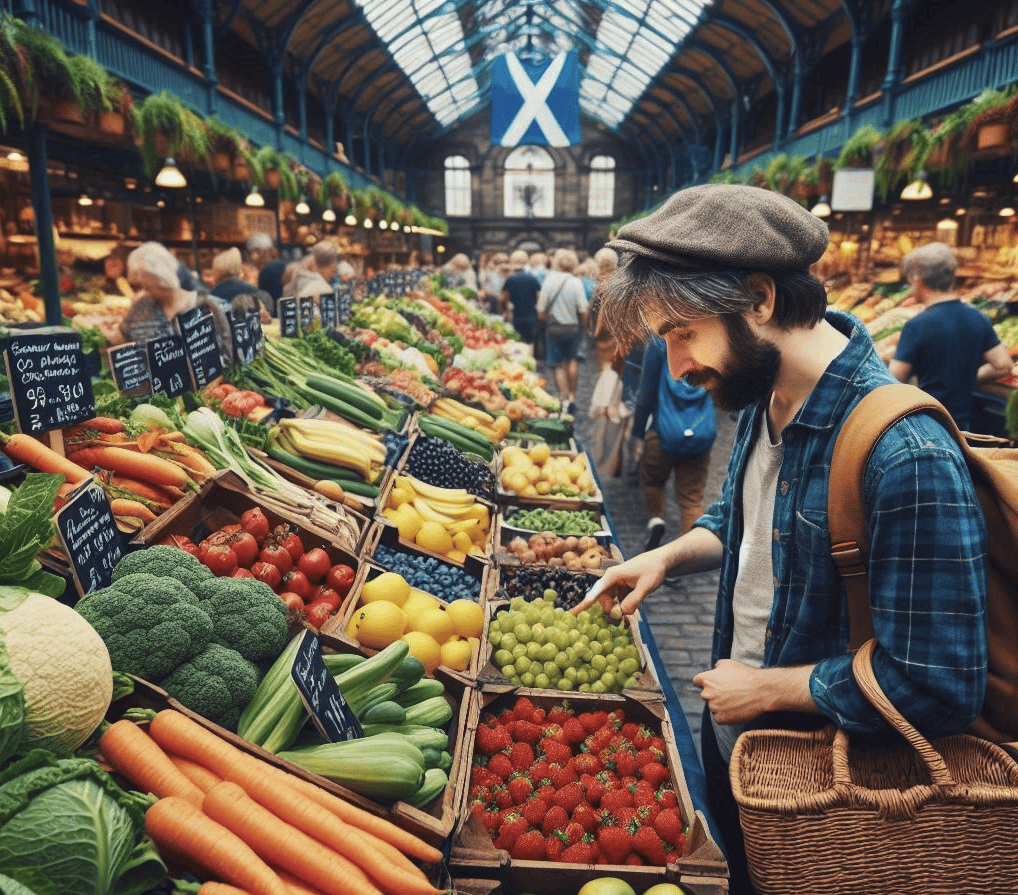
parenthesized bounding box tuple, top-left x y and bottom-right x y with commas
(3, 328, 96, 434)
(106, 343, 152, 397)
(298, 296, 316, 332)
(147, 335, 192, 397)
(55, 478, 125, 596)
(228, 311, 263, 365)
(290, 631, 363, 742)
(178, 306, 225, 388)
(319, 290, 338, 330)
(278, 298, 299, 337)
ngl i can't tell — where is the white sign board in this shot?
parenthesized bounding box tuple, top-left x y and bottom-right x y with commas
(831, 168, 875, 212)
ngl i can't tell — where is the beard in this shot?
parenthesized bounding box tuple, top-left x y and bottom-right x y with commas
(684, 314, 781, 412)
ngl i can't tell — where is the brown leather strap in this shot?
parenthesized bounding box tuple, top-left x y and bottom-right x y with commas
(829, 383, 961, 650)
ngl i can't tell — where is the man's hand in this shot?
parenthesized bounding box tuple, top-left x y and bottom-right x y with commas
(570, 549, 668, 617)
(693, 661, 819, 725)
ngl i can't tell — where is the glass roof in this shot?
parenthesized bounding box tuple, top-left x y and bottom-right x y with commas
(355, 0, 713, 132)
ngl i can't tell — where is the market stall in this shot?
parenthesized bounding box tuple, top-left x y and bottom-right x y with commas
(0, 274, 727, 895)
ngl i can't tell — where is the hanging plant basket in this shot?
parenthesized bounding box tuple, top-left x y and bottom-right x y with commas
(233, 157, 250, 181)
(96, 109, 126, 136)
(976, 121, 1010, 151)
(209, 151, 231, 175)
(45, 97, 86, 126)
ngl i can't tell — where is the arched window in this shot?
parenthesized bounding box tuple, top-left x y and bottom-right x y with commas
(444, 156, 471, 216)
(504, 146, 554, 218)
(588, 155, 615, 217)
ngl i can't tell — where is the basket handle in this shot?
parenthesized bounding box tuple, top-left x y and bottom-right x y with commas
(851, 639, 956, 788)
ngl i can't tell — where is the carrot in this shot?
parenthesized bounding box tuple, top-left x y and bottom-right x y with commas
(109, 473, 185, 505)
(202, 782, 383, 895)
(274, 868, 329, 895)
(109, 497, 158, 523)
(1, 433, 91, 484)
(146, 796, 289, 895)
(99, 720, 205, 807)
(64, 445, 189, 489)
(169, 753, 223, 793)
(198, 885, 254, 895)
(160, 442, 219, 478)
(148, 710, 444, 866)
(82, 416, 126, 434)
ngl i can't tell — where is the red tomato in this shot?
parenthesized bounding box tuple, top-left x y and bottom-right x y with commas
(219, 523, 242, 533)
(251, 560, 282, 590)
(278, 591, 305, 613)
(227, 530, 259, 568)
(279, 569, 312, 600)
(326, 563, 356, 597)
(241, 507, 271, 545)
(231, 567, 255, 578)
(258, 543, 293, 576)
(197, 542, 238, 577)
(304, 600, 334, 629)
(311, 585, 342, 612)
(297, 547, 331, 583)
(282, 531, 305, 564)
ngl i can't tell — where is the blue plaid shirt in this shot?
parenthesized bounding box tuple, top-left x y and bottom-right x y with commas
(696, 311, 987, 739)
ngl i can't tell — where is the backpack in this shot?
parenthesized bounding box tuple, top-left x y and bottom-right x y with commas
(829, 382, 1018, 744)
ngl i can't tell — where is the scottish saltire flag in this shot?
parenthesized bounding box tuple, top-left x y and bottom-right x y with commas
(491, 50, 580, 147)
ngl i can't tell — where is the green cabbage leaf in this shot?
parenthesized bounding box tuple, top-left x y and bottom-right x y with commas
(0, 633, 25, 765)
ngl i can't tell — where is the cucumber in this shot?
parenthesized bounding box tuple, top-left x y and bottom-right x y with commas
(361, 700, 408, 725)
(388, 654, 427, 693)
(419, 415, 494, 460)
(360, 724, 449, 751)
(407, 767, 448, 809)
(265, 443, 381, 496)
(403, 695, 454, 728)
(323, 653, 366, 675)
(305, 373, 385, 419)
(301, 385, 386, 432)
(420, 746, 444, 769)
(392, 678, 446, 708)
(348, 682, 400, 718)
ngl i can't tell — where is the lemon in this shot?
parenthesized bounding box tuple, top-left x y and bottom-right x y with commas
(403, 589, 441, 620)
(446, 599, 484, 639)
(393, 503, 424, 541)
(402, 631, 442, 675)
(360, 571, 411, 607)
(354, 600, 407, 650)
(413, 605, 456, 643)
(440, 638, 473, 671)
(506, 471, 529, 494)
(446, 549, 468, 563)
(502, 445, 526, 467)
(389, 484, 413, 508)
(416, 520, 453, 555)
(452, 530, 474, 554)
(528, 442, 551, 465)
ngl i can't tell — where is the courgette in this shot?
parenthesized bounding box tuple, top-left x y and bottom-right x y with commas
(420, 746, 444, 769)
(408, 767, 448, 808)
(305, 373, 386, 420)
(348, 682, 401, 718)
(388, 654, 427, 693)
(392, 678, 446, 708)
(403, 695, 454, 728)
(361, 700, 408, 725)
(264, 443, 381, 496)
(360, 724, 449, 751)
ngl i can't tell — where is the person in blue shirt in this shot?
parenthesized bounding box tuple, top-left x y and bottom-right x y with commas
(574, 185, 988, 895)
(890, 241, 1012, 430)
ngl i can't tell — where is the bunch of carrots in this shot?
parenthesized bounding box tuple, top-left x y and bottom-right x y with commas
(99, 710, 449, 895)
(1, 416, 218, 529)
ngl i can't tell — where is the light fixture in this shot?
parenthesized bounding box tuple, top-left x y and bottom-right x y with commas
(1013, 170, 1018, 183)
(344, 213, 357, 226)
(156, 199, 166, 209)
(810, 195, 831, 218)
(124, 177, 137, 190)
(1000, 206, 1016, 218)
(154, 157, 187, 189)
(955, 207, 967, 216)
(378, 219, 388, 230)
(295, 197, 310, 215)
(245, 186, 264, 207)
(436, 244, 445, 254)
(6, 150, 24, 162)
(900, 172, 932, 201)
(363, 218, 373, 229)
(322, 205, 336, 222)
(77, 193, 93, 207)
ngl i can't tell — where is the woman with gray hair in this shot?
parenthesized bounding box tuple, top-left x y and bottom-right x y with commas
(114, 242, 199, 345)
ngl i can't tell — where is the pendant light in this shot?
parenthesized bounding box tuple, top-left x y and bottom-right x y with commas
(322, 204, 336, 222)
(900, 171, 932, 201)
(344, 213, 357, 226)
(810, 195, 831, 218)
(155, 157, 187, 189)
(363, 218, 373, 229)
(245, 186, 265, 207)
(378, 219, 388, 230)
(295, 197, 310, 215)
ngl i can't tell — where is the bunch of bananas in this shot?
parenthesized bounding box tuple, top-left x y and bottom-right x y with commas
(428, 397, 511, 446)
(269, 417, 386, 483)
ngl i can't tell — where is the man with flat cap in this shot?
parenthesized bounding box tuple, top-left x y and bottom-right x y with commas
(573, 185, 988, 894)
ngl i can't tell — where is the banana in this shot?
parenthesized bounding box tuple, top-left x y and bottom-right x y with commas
(281, 418, 386, 463)
(442, 398, 495, 426)
(431, 399, 466, 422)
(446, 517, 482, 535)
(412, 497, 458, 525)
(400, 474, 473, 505)
(285, 427, 373, 480)
(421, 497, 478, 519)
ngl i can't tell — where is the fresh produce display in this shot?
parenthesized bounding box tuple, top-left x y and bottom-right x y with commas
(498, 565, 600, 611)
(499, 443, 598, 500)
(425, 397, 511, 448)
(202, 382, 276, 423)
(373, 542, 484, 603)
(382, 473, 492, 563)
(504, 506, 605, 536)
(503, 532, 616, 570)
(404, 434, 498, 502)
(267, 415, 388, 485)
(468, 695, 686, 865)
(440, 367, 509, 412)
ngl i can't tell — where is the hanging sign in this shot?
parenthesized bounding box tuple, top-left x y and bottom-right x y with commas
(147, 335, 192, 397)
(106, 343, 152, 397)
(298, 296, 316, 332)
(290, 630, 363, 742)
(278, 298, 299, 337)
(178, 306, 224, 388)
(55, 477, 125, 595)
(319, 290, 338, 330)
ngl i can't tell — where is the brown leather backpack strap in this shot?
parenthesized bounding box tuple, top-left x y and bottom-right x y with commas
(829, 383, 953, 650)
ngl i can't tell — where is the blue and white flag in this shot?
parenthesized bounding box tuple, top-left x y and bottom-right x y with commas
(491, 50, 580, 147)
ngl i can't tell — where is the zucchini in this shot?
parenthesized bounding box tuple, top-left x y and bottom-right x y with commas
(392, 678, 446, 708)
(264, 442, 382, 496)
(305, 373, 385, 419)
(361, 700, 408, 725)
(408, 767, 448, 809)
(438, 750, 453, 772)
(323, 653, 366, 675)
(360, 724, 449, 751)
(420, 746, 444, 769)
(301, 385, 386, 432)
(348, 682, 400, 718)
(418, 415, 494, 460)
(387, 654, 427, 694)
(403, 695, 454, 728)
(236, 634, 303, 744)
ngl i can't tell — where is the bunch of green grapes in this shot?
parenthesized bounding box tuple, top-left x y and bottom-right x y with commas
(486, 591, 641, 692)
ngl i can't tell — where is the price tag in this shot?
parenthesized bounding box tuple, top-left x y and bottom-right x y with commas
(228, 311, 263, 365)
(55, 477, 125, 596)
(178, 306, 225, 388)
(106, 343, 152, 397)
(290, 630, 363, 742)
(147, 335, 192, 397)
(278, 297, 299, 337)
(3, 328, 95, 434)
(298, 296, 316, 332)
(319, 290, 338, 330)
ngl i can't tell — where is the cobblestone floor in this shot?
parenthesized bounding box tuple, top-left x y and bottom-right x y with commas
(538, 340, 738, 760)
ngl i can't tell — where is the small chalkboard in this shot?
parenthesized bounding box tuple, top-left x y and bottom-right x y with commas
(106, 343, 152, 397)
(278, 297, 299, 337)
(298, 296, 316, 332)
(320, 291, 338, 330)
(55, 478, 125, 596)
(147, 335, 192, 397)
(178, 306, 225, 388)
(3, 328, 96, 434)
(290, 630, 363, 742)
(228, 311, 263, 365)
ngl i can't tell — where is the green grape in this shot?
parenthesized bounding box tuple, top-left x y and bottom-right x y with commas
(493, 649, 513, 667)
(497, 613, 516, 633)
(488, 628, 502, 647)
(520, 671, 536, 687)
(538, 642, 558, 662)
(510, 596, 527, 611)
(590, 654, 607, 674)
(526, 641, 542, 660)
(596, 628, 612, 645)
(564, 666, 578, 683)
(589, 603, 604, 619)
(600, 671, 616, 690)
(508, 675, 522, 686)
(555, 652, 573, 670)
(511, 644, 528, 660)
(575, 668, 590, 685)
(605, 654, 620, 670)
(539, 608, 557, 627)
(576, 610, 591, 626)
(499, 632, 518, 653)
(579, 682, 592, 693)
(568, 628, 582, 644)
(559, 678, 574, 690)
(514, 655, 532, 675)
(589, 641, 604, 656)
(514, 623, 533, 644)
(619, 657, 639, 676)
(530, 622, 546, 642)
(533, 673, 550, 688)
(543, 588, 557, 602)
(590, 680, 607, 693)
(623, 675, 640, 688)
(500, 662, 516, 678)
(576, 645, 592, 663)
(543, 660, 559, 677)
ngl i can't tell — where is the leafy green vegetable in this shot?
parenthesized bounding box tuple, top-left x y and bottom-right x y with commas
(0, 474, 64, 598)
(0, 749, 166, 895)
(0, 635, 25, 765)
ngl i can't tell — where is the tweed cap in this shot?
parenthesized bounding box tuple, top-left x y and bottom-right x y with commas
(608, 184, 829, 272)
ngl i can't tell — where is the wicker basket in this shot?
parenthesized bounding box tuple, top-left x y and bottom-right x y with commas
(731, 640, 1018, 894)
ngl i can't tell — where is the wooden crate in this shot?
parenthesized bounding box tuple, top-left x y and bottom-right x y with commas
(451, 687, 728, 889)
(492, 527, 623, 572)
(497, 505, 612, 543)
(495, 447, 604, 510)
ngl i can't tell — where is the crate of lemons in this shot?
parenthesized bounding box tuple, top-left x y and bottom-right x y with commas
(343, 570, 485, 674)
(380, 474, 492, 563)
(498, 443, 599, 501)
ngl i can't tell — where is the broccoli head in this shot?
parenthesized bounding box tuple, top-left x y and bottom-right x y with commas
(111, 545, 214, 595)
(159, 643, 260, 731)
(75, 574, 213, 681)
(193, 576, 288, 662)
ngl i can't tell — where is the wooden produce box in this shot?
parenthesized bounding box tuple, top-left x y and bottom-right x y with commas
(106, 628, 472, 849)
(497, 504, 613, 543)
(450, 687, 727, 890)
(495, 446, 603, 511)
(494, 527, 623, 572)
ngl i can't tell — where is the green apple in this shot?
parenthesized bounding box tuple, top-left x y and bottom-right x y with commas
(641, 885, 688, 895)
(577, 878, 637, 895)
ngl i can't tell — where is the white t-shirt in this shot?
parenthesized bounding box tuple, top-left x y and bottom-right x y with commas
(536, 271, 588, 326)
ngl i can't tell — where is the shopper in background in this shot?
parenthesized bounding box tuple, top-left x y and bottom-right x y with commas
(536, 248, 589, 414)
(113, 242, 202, 344)
(527, 251, 549, 285)
(478, 251, 509, 314)
(890, 241, 1012, 431)
(500, 249, 541, 349)
(246, 233, 286, 314)
(440, 253, 478, 291)
(632, 337, 716, 550)
(589, 247, 620, 371)
(282, 241, 339, 298)
(573, 184, 989, 895)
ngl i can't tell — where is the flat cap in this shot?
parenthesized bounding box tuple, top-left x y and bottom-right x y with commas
(608, 184, 829, 273)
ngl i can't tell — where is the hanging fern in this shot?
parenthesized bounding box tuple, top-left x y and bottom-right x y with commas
(835, 123, 885, 170)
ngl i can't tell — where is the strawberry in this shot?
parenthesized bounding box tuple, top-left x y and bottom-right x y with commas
(545, 831, 566, 862)
(560, 836, 596, 864)
(640, 761, 670, 789)
(606, 709, 626, 729)
(625, 853, 644, 866)
(540, 738, 573, 765)
(561, 716, 587, 744)
(493, 784, 514, 810)
(634, 748, 659, 768)
(475, 722, 512, 756)
(546, 704, 571, 726)
(509, 741, 535, 771)
(653, 807, 685, 846)
(508, 774, 534, 805)
(494, 811, 528, 850)
(571, 752, 602, 775)
(621, 721, 640, 741)
(551, 782, 584, 814)
(588, 725, 615, 754)
(512, 696, 536, 721)
(665, 846, 682, 865)
(560, 820, 585, 846)
(480, 807, 503, 832)
(600, 787, 634, 813)
(636, 801, 660, 825)
(649, 735, 667, 753)
(472, 766, 502, 788)
(629, 783, 657, 814)
(541, 804, 569, 836)
(632, 725, 654, 750)
(514, 719, 543, 745)
(487, 752, 514, 781)
(582, 775, 606, 806)
(536, 782, 557, 803)
(469, 783, 493, 805)
(511, 829, 547, 861)
(614, 749, 639, 778)
(656, 786, 678, 810)
(530, 706, 547, 725)
(632, 825, 667, 865)
(496, 708, 516, 726)
(571, 803, 598, 833)
(528, 759, 550, 782)
(549, 762, 579, 789)
(522, 796, 548, 827)
(597, 819, 633, 864)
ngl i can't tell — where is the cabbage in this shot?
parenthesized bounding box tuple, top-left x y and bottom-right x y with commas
(0, 634, 25, 765)
(0, 750, 166, 895)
